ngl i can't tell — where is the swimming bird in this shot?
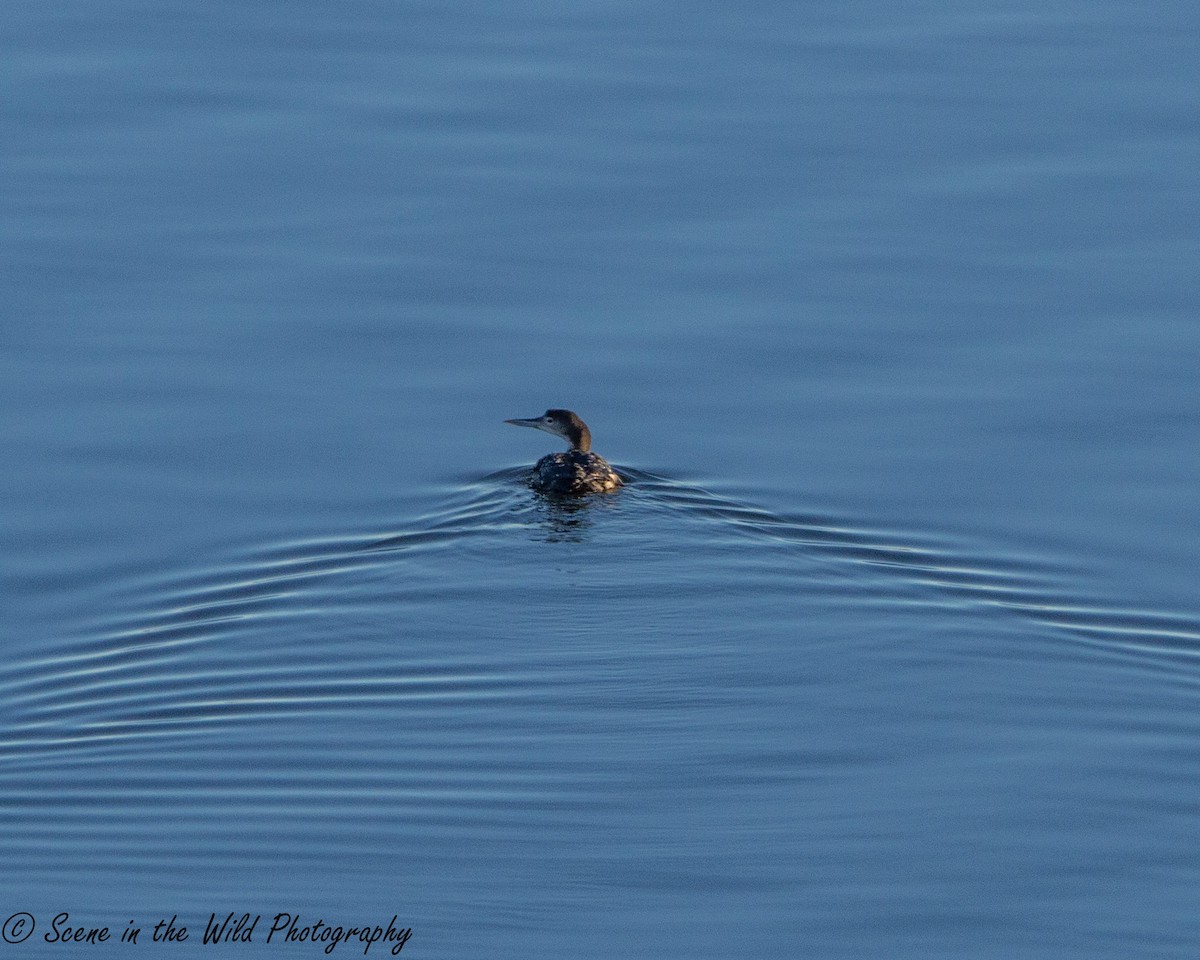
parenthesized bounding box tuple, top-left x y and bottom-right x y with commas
(505, 409, 622, 495)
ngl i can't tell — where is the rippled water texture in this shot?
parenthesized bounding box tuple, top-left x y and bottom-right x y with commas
(3, 1, 1199, 958)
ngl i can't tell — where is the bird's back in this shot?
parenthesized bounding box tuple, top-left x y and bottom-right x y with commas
(533, 450, 622, 495)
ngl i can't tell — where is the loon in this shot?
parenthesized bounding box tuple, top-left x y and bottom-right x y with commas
(505, 409, 622, 495)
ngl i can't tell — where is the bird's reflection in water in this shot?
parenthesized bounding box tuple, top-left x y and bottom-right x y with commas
(530, 493, 595, 543)
(525, 479, 632, 542)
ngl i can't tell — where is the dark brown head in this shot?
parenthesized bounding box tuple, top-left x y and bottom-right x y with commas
(504, 408, 592, 452)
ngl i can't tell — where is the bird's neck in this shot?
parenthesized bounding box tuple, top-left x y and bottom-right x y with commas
(569, 425, 591, 452)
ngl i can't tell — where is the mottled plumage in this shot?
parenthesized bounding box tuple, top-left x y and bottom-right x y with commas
(505, 409, 622, 495)
(532, 450, 622, 495)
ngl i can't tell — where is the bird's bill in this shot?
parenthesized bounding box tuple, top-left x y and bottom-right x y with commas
(505, 417, 547, 430)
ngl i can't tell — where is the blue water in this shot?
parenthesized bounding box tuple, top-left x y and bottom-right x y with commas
(4, 1, 1199, 957)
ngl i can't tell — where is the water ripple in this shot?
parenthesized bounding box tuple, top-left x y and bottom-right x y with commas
(4, 468, 1199, 768)
(628, 470, 1200, 668)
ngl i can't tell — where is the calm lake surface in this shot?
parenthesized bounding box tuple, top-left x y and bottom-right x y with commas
(3, 1, 1198, 957)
